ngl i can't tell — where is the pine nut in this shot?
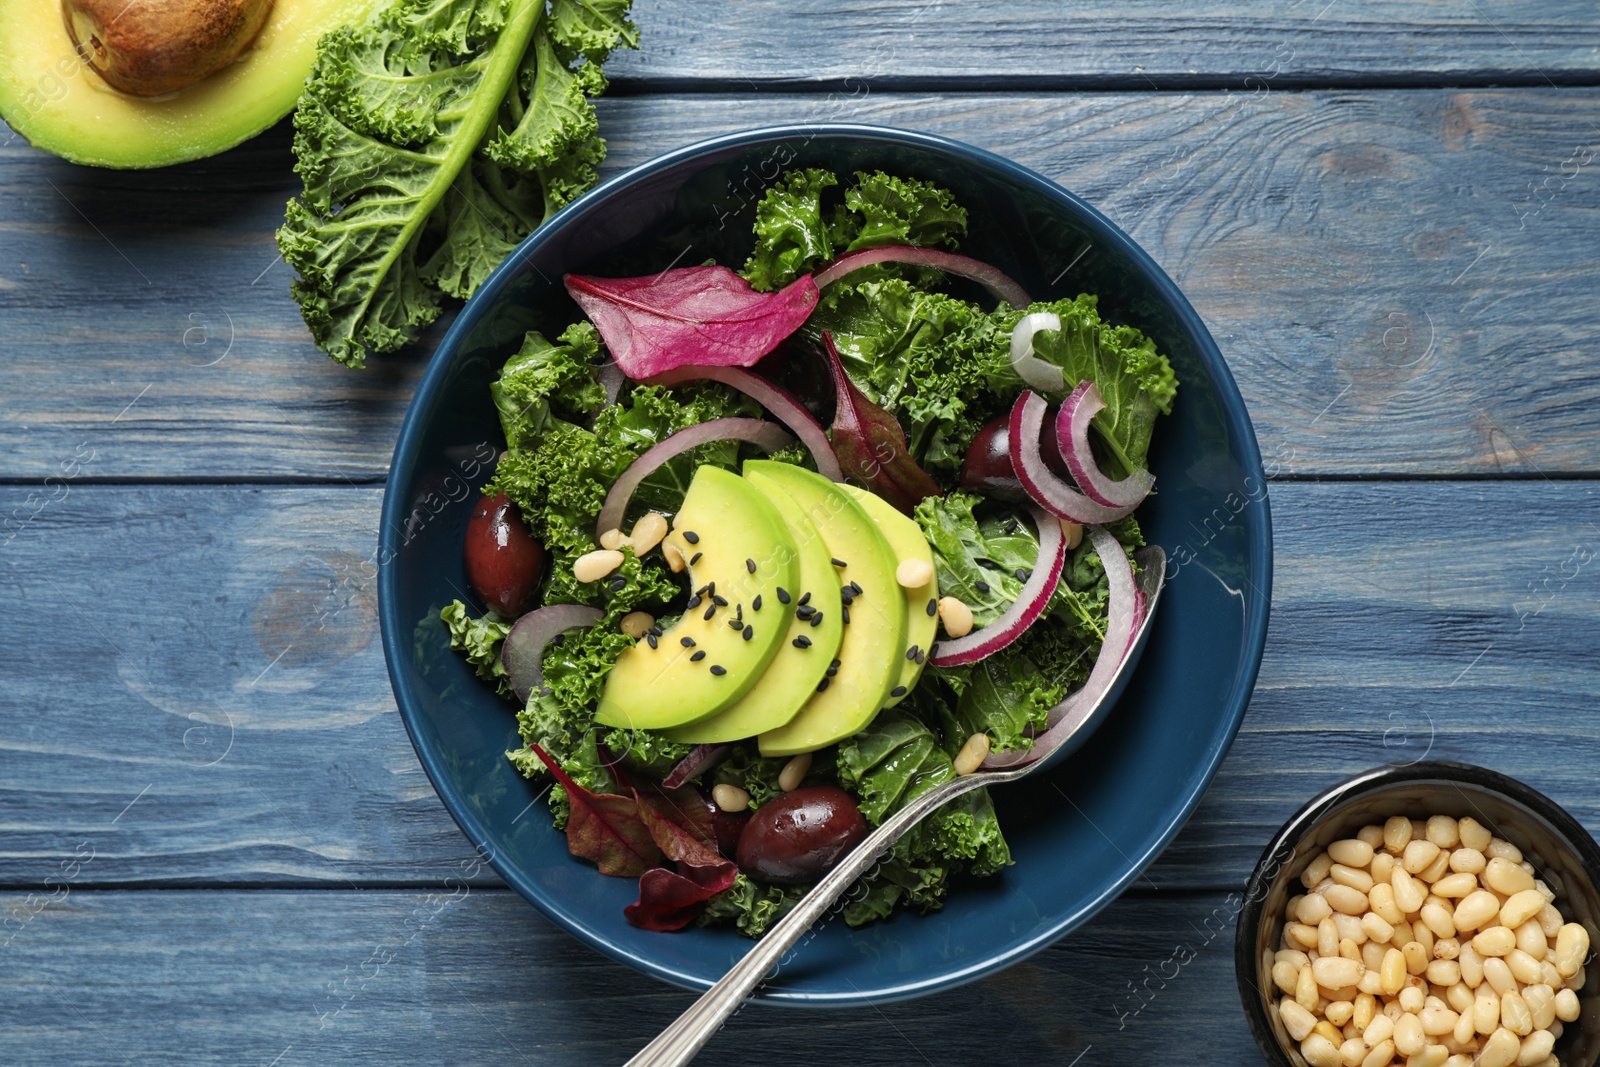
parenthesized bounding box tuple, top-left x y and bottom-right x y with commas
(1394, 1011, 1425, 1055)
(619, 611, 654, 638)
(1477, 1027, 1521, 1067)
(1059, 520, 1084, 549)
(1364, 1013, 1395, 1046)
(1330, 839, 1375, 867)
(1353, 992, 1376, 1030)
(1452, 1003, 1477, 1045)
(1534, 879, 1556, 904)
(1432, 872, 1479, 898)
(1340, 935, 1363, 961)
(629, 512, 668, 554)
(1420, 1004, 1459, 1036)
(1449, 848, 1486, 875)
(598, 528, 627, 550)
(1287, 923, 1319, 949)
(1454, 890, 1501, 933)
(1515, 919, 1547, 960)
(1280, 997, 1318, 1041)
(1419, 850, 1451, 884)
(777, 753, 811, 792)
(1426, 960, 1461, 987)
(1473, 926, 1517, 957)
(1299, 893, 1333, 924)
(1459, 943, 1484, 987)
(1313, 956, 1363, 989)
(1516, 1030, 1554, 1067)
(1335, 913, 1367, 944)
(1541, 959, 1562, 988)
(1361, 911, 1395, 944)
(1537, 903, 1563, 938)
(1522, 984, 1555, 1031)
(1326, 884, 1369, 916)
(1371, 883, 1403, 924)
(1332, 863, 1375, 893)
(1553, 987, 1579, 1022)
(1314, 1020, 1343, 1045)
(1483, 956, 1516, 994)
(1404, 840, 1442, 875)
(1446, 980, 1473, 1013)
(662, 541, 686, 572)
(1506, 948, 1542, 986)
(1426, 815, 1460, 849)
(1361, 1039, 1396, 1067)
(1272, 959, 1300, 995)
(1384, 816, 1415, 853)
(1297, 963, 1319, 1010)
(895, 557, 934, 588)
(1302, 853, 1334, 889)
(1486, 838, 1524, 864)
(573, 548, 624, 583)
(1404, 941, 1430, 975)
(1434, 937, 1461, 961)
(1380, 948, 1407, 994)
(1400, 983, 1426, 1013)
(1300, 1034, 1341, 1067)
(1458, 818, 1492, 851)
(1555, 922, 1589, 977)
(937, 596, 973, 638)
(1500, 991, 1532, 1036)
(1408, 1046, 1447, 1067)
(1485, 857, 1536, 896)
(1325, 1000, 1354, 1026)
(1474, 985, 1501, 1033)
(953, 732, 990, 776)
(711, 783, 750, 813)
(1421, 903, 1457, 939)
(1358, 824, 1387, 848)
(1394, 868, 1428, 913)
(1371, 852, 1397, 883)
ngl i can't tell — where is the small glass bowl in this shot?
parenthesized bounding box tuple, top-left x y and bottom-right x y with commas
(1235, 761, 1600, 1067)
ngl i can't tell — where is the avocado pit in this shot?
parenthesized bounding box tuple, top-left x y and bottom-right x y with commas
(63, 0, 275, 96)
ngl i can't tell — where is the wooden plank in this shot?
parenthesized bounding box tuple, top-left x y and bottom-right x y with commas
(0, 886, 1266, 1064)
(609, 0, 1600, 86)
(3, 89, 1599, 480)
(2, 480, 1598, 889)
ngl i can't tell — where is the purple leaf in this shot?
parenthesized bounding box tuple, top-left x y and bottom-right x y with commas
(821, 332, 944, 515)
(528, 744, 662, 878)
(565, 266, 820, 380)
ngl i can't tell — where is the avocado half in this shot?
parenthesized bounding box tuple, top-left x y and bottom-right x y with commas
(0, 0, 372, 168)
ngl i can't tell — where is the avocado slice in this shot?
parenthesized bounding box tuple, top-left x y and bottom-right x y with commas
(0, 0, 373, 168)
(595, 466, 799, 732)
(661, 468, 845, 744)
(842, 484, 938, 708)
(751, 462, 909, 757)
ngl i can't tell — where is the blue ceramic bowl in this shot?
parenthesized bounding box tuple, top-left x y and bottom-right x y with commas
(378, 124, 1273, 1005)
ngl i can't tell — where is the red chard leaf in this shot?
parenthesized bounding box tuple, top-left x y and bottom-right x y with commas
(565, 266, 820, 380)
(624, 862, 739, 932)
(821, 331, 944, 514)
(528, 744, 661, 878)
(633, 785, 722, 866)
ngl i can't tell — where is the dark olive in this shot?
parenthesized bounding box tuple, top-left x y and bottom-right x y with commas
(735, 785, 868, 885)
(710, 804, 750, 859)
(463, 493, 544, 617)
(957, 412, 1074, 501)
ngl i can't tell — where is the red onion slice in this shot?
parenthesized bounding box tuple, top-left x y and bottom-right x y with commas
(812, 245, 1031, 310)
(927, 505, 1066, 667)
(644, 366, 844, 481)
(1009, 392, 1136, 525)
(502, 604, 604, 704)
(984, 526, 1139, 769)
(661, 743, 731, 790)
(594, 417, 795, 539)
(597, 360, 625, 406)
(1009, 312, 1066, 393)
(1057, 381, 1155, 510)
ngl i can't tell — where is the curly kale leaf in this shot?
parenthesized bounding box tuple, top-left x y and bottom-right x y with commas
(491, 321, 606, 450)
(440, 600, 513, 697)
(829, 171, 968, 253)
(278, 0, 635, 367)
(741, 169, 838, 292)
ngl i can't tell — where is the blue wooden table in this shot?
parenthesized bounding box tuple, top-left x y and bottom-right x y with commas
(5, 3, 1600, 1063)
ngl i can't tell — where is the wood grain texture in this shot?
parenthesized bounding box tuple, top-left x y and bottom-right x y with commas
(2, 480, 1596, 889)
(607, 0, 1600, 87)
(4, 88, 1599, 480)
(0, 887, 1264, 1065)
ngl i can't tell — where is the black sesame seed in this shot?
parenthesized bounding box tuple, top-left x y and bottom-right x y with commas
(686, 595, 701, 609)
(709, 664, 726, 676)
(926, 598, 938, 616)
(975, 580, 990, 594)
(646, 633, 658, 649)
(891, 686, 908, 698)
(798, 591, 811, 606)
(691, 650, 706, 662)
(703, 603, 717, 621)
(792, 635, 812, 649)
(795, 605, 815, 619)
(690, 552, 703, 565)
(683, 531, 700, 544)
(809, 612, 824, 627)
(742, 625, 753, 641)
(609, 576, 627, 591)
(1015, 568, 1031, 582)
(695, 583, 711, 596)
(729, 617, 743, 630)
(816, 678, 830, 693)
(550, 634, 565, 647)
(830, 658, 840, 668)
(752, 595, 762, 611)
(850, 581, 863, 596)
(648, 625, 663, 636)
(712, 595, 728, 607)
(831, 558, 847, 568)
(746, 558, 757, 574)
(841, 606, 851, 624)
(915, 648, 926, 664)
(825, 664, 838, 678)
(776, 587, 791, 604)
(680, 637, 696, 648)
(905, 646, 919, 661)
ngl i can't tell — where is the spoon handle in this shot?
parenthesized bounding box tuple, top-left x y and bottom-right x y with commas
(623, 772, 996, 1067)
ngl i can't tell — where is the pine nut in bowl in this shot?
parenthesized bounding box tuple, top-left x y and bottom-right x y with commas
(1236, 761, 1600, 1067)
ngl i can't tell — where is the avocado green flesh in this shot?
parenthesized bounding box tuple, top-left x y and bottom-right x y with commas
(0, 0, 373, 168)
(751, 463, 908, 757)
(842, 485, 939, 709)
(662, 471, 844, 744)
(595, 466, 798, 732)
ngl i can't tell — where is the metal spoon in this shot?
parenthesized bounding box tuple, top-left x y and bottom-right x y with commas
(624, 546, 1167, 1067)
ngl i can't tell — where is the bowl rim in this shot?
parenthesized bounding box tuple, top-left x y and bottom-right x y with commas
(379, 122, 1273, 1004)
(1233, 759, 1600, 1065)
